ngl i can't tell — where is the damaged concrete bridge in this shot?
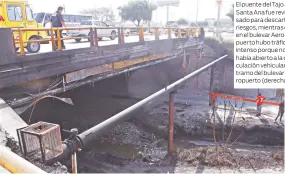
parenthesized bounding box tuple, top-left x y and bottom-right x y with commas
(0, 27, 283, 173)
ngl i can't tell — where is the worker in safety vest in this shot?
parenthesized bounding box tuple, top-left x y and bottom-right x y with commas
(275, 100, 284, 122)
(256, 93, 266, 116)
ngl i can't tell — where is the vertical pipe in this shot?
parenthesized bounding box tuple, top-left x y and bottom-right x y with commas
(196, 56, 199, 88)
(56, 28, 62, 51)
(209, 65, 215, 106)
(18, 29, 25, 56)
(72, 152, 77, 174)
(168, 92, 174, 153)
(168, 27, 172, 39)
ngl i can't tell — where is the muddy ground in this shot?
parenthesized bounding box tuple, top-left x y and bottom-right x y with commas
(19, 80, 284, 173)
(72, 88, 284, 173)
(16, 38, 284, 173)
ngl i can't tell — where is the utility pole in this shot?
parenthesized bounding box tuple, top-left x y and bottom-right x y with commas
(216, 0, 222, 37)
(148, 0, 151, 32)
(63, 4, 66, 13)
(195, 0, 199, 27)
(166, 5, 169, 22)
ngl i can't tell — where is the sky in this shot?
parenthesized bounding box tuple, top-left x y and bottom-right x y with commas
(29, 0, 234, 24)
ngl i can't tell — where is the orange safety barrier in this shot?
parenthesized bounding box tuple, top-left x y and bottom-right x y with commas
(12, 26, 201, 56)
(211, 93, 280, 106)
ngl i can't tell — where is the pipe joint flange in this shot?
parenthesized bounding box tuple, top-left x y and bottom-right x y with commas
(63, 135, 83, 154)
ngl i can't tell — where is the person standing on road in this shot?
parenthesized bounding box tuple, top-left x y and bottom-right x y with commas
(51, 6, 66, 50)
(275, 100, 284, 122)
(256, 93, 266, 116)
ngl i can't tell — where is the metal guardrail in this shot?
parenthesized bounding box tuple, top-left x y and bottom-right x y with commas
(12, 27, 201, 56)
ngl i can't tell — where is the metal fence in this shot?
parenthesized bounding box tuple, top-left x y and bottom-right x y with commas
(12, 27, 201, 56)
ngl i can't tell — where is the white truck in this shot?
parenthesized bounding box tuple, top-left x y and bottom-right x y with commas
(66, 20, 118, 42)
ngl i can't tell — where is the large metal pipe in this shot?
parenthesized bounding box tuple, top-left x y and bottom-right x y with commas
(168, 92, 175, 153)
(78, 54, 227, 145)
(52, 54, 228, 163)
(0, 145, 46, 173)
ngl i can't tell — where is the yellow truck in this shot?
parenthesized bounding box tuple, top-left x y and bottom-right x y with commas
(0, 0, 48, 53)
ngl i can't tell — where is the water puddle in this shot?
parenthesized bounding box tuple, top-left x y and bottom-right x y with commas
(86, 140, 143, 159)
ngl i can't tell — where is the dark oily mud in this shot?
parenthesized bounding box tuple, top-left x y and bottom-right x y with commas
(72, 87, 284, 173)
(17, 45, 283, 172)
(19, 79, 284, 173)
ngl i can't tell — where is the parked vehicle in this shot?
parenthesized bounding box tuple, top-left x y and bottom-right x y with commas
(0, 0, 48, 53)
(123, 28, 130, 37)
(34, 12, 92, 35)
(66, 20, 118, 42)
(107, 22, 130, 37)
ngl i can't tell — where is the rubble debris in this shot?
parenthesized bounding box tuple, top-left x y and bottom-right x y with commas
(178, 145, 284, 170)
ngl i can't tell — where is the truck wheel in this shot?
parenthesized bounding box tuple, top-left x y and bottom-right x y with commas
(26, 37, 41, 53)
(98, 37, 103, 41)
(75, 38, 82, 43)
(87, 33, 91, 42)
(110, 31, 116, 40)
